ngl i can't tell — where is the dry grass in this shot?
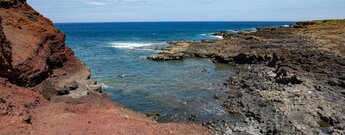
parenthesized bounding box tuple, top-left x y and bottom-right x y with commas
(297, 19, 345, 55)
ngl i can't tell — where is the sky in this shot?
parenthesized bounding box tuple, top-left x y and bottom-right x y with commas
(28, 0, 345, 23)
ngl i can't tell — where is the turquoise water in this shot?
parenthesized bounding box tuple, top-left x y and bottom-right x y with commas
(55, 22, 294, 122)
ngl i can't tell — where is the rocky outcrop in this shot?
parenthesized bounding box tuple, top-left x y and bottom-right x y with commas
(0, 0, 101, 97)
(0, 2, 64, 87)
(148, 20, 345, 134)
(0, 1, 210, 134)
(221, 50, 345, 134)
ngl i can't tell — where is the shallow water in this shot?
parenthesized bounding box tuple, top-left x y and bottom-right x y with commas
(55, 22, 294, 122)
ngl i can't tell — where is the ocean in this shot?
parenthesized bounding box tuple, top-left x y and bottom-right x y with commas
(55, 22, 294, 122)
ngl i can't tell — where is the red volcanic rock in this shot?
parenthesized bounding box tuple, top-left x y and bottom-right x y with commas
(0, 1, 73, 86)
(0, 0, 101, 98)
(0, 80, 210, 135)
(0, 1, 211, 134)
(0, 78, 48, 134)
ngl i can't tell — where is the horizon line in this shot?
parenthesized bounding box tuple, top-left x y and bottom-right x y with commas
(53, 20, 298, 24)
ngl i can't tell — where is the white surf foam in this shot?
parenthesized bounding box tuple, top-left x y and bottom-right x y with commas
(212, 35, 224, 39)
(250, 28, 257, 32)
(110, 42, 153, 49)
(199, 34, 207, 36)
(101, 83, 109, 89)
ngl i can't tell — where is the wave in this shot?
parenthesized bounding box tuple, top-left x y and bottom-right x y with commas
(109, 42, 169, 51)
(101, 83, 109, 89)
(250, 28, 257, 32)
(212, 35, 224, 39)
(110, 42, 153, 49)
(199, 33, 224, 40)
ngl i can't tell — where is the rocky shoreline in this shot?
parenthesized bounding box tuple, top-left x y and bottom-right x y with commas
(1, 0, 345, 134)
(148, 20, 345, 134)
(0, 1, 210, 134)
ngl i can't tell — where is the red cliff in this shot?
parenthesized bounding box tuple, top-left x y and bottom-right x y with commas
(0, 0, 210, 134)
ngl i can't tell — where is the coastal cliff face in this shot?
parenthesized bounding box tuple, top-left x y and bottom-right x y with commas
(0, 0, 101, 97)
(0, 1, 210, 134)
(0, 1, 64, 86)
(0, 0, 100, 96)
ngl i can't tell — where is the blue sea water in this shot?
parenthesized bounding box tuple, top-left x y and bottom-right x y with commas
(55, 22, 294, 122)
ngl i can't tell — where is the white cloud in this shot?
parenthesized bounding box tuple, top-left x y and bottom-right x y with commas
(86, 1, 109, 6)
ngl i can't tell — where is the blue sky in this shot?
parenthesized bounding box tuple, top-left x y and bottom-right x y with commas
(28, 0, 345, 23)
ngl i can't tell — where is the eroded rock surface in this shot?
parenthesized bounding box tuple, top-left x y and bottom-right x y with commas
(149, 20, 345, 134)
(0, 0, 102, 98)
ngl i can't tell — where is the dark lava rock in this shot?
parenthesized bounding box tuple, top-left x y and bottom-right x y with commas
(146, 20, 345, 134)
(0, 0, 26, 8)
(296, 21, 316, 27)
(189, 114, 198, 121)
(64, 80, 79, 91)
(213, 56, 233, 63)
(213, 93, 220, 99)
(23, 115, 33, 124)
(146, 112, 160, 120)
(275, 68, 303, 85)
(40, 80, 58, 100)
(0, 96, 5, 103)
(56, 88, 70, 96)
(147, 53, 185, 60)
